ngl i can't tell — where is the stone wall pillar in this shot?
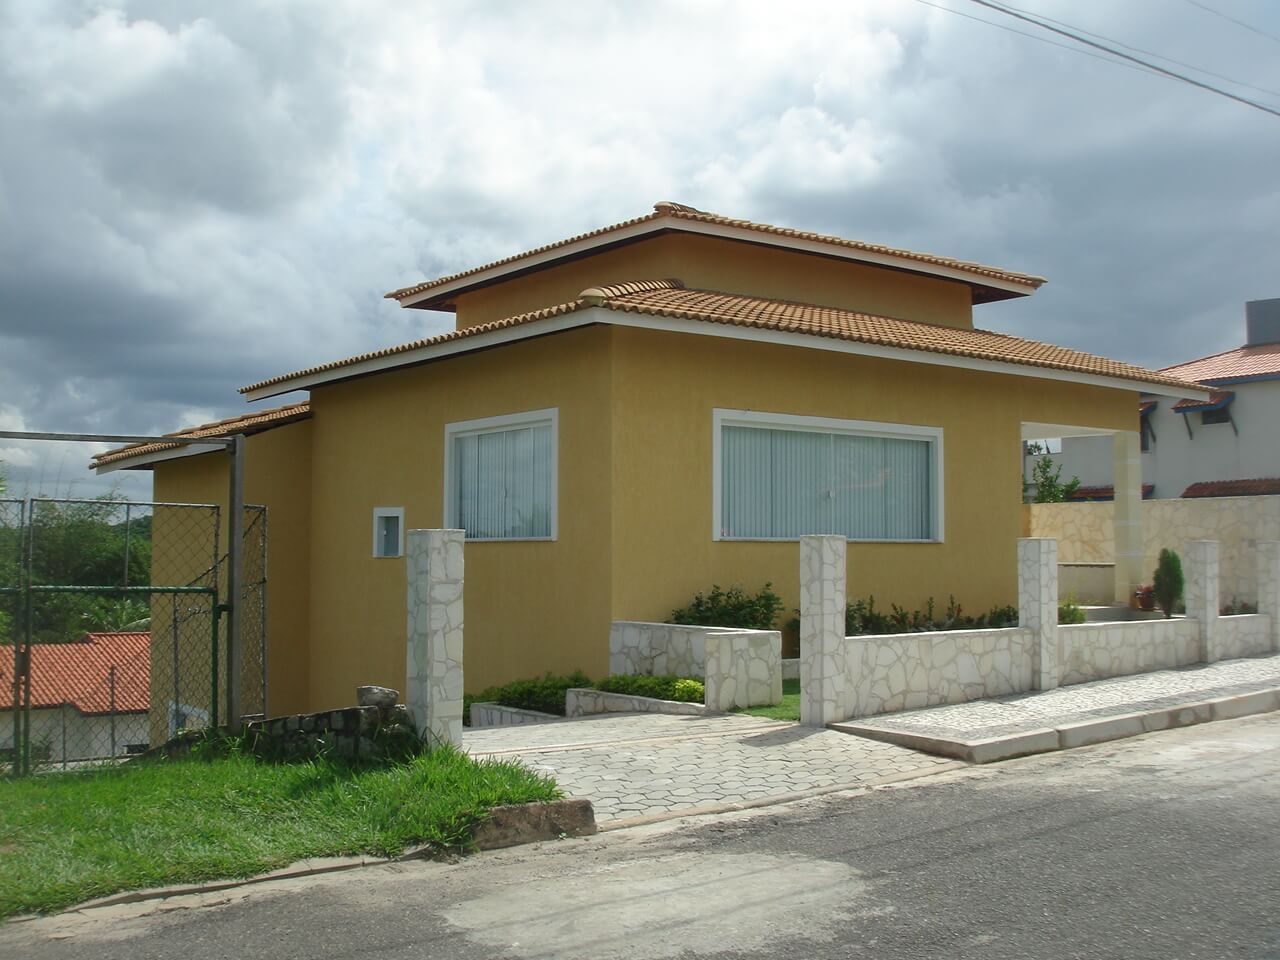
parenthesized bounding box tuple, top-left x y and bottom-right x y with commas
(1258, 541, 1280, 653)
(1185, 539, 1220, 663)
(799, 535, 846, 727)
(406, 529, 465, 747)
(1112, 430, 1144, 605)
(704, 630, 783, 711)
(1018, 538, 1059, 691)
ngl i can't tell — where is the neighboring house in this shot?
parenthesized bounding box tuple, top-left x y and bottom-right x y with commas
(1029, 298, 1280, 499)
(95, 202, 1203, 715)
(0, 632, 150, 763)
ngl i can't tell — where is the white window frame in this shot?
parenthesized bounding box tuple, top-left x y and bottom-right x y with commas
(712, 408, 945, 543)
(443, 407, 559, 542)
(372, 506, 405, 558)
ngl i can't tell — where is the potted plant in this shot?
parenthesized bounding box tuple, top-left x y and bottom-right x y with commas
(1134, 585, 1156, 612)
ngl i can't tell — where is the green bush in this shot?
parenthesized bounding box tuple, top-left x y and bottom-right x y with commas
(593, 674, 704, 703)
(670, 582, 783, 630)
(1153, 548, 1184, 619)
(844, 595, 1019, 635)
(1057, 596, 1087, 625)
(464, 671, 593, 723)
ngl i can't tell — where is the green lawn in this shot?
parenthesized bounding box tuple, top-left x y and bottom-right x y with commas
(0, 746, 558, 919)
(736, 677, 801, 721)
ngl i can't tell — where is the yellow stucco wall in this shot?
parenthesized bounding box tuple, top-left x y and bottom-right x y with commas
(608, 327, 1139, 624)
(151, 420, 313, 719)
(449, 232, 976, 331)
(304, 326, 614, 708)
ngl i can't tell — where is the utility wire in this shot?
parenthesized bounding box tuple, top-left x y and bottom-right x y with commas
(1013, 2, 1280, 100)
(965, 0, 1280, 118)
(909, 0, 1165, 79)
(1180, 0, 1280, 46)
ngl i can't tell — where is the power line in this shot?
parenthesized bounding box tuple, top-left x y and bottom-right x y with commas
(908, 0, 1166, 80)
(1016, 3, 1280, 100)
(965, 0, 1280, 118)
(1180, 0, 1280, 46)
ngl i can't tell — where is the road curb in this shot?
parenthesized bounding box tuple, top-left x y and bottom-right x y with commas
(831, 685, 1280, 763)
(46, 798, 597, 918)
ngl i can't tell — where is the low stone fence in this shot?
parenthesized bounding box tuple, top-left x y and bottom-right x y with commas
(609, 620, 782, 710)
(469, 703, 563, 727)
(800, 535, 1280, 725)
(565, 688, 713, 718)
(841, 628, 1034, 719)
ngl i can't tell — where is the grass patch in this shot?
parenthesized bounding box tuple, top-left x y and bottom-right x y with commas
(0, 745, 558, 919)
(736, 678, 801, 722)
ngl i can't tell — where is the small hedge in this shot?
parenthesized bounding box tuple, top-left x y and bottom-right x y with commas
(592, 674, 704, 703)
(670, 582, 783, 630)
(464, 671, 592, 723)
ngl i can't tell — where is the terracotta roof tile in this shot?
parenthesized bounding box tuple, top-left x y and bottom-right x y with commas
(1182, 478, 1280, 498)
(242, 279, 1201, 397)
(1161, 343, 1280, 383)
(385, 201, 1045, 303)
(1068, 484, 1155, 501)
(0, 633, 150, 714)
(94, 402, 311, 467)
(1172, 390, 1233, 412)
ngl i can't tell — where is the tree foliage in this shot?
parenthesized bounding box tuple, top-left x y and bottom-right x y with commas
(1024, 444, 1082, 503)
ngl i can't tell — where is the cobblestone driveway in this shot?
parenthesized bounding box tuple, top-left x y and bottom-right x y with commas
(465, 713, 957, 823)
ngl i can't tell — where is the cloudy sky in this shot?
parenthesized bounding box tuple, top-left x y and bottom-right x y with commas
(1, 0, 1277, 499)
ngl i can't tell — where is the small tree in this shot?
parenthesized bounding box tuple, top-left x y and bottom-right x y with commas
(1152, 548, 1184, 619)
(1023, 444, 1081, 503)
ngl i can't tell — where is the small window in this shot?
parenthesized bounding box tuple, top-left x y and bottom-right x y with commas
(1140, 417, 1155, 451)
(1201, 408, 1230, 426)
(372, 507, 404, 558)
(445, 409, 558, 541)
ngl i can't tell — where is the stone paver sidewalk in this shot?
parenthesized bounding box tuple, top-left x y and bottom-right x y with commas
(465, 712, 957, 824)
(838, 654, 1280, 751)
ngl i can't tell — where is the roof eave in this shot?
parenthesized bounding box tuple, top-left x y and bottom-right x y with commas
(93, 441, 228, 475)
(243, 304, 1208, 404)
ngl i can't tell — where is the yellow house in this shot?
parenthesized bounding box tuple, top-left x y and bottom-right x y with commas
(95, 202, 1205, 717)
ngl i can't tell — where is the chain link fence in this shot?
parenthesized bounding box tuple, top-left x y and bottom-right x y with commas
(1, 498, 267, 776)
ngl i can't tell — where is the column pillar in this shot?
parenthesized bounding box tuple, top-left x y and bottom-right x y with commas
(1185, 539, 1220, 663)
(1018, 538, 1059, 691)
(1112, 430, 1144, 605)
(1257, 541, 1280, 653)
(799, 535, 846, 727)
(405, 529, 465, 747)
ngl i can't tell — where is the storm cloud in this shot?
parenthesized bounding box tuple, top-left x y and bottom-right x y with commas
(1, 0, 1277, 497)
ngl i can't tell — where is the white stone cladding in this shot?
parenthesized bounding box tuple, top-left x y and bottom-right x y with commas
(840, 628, 1034, 719)
(1057, 619, 1200, 685)
(608, 622, 711, 677)
(564, 688, 712, 718)
(469, 703, 561, 728)
(405, 529, 465, 748)
(1215, 615, 1274, 661)
(799, 535, 847, 727)
(704, 630, 783, 711)
(1257, 540, 1280, 652)
(1185, 539, 1220, 663)
(1018, 538, 1059, 691)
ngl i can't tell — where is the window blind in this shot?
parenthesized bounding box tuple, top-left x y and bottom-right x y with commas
(453, 423, 553, 539)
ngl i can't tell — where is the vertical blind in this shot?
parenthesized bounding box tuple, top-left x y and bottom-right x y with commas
(453, 423, 553, 539)
(721, 425, 933, 540)
(376, 514, 400, 557)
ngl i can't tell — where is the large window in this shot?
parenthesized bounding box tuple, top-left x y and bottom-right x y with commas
(445, 409, 557, 541)
(714, 410, 943, 542)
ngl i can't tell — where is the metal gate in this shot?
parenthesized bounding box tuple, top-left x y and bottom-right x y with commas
(0, 498, 267, 776)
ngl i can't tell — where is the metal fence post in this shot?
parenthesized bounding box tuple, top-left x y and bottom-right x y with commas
(227, 435, 245, 728)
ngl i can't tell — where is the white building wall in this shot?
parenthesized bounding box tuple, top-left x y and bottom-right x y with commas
(0, 707, 149, 764)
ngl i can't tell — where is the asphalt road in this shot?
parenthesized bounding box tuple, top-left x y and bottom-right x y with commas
(5, 713, 1280, 959)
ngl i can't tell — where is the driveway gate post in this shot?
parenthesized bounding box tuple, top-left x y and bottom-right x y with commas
(406, 529, 465, 747)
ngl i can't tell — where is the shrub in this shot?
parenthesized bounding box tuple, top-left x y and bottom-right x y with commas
(843, 595, 1019, 635)
(670, 582, 783, 630)
(464, 671, 593, 723)
(1058, 596, 1087, 625)
(1153, 549, 1184, 619)
(593, 674, 704, 703)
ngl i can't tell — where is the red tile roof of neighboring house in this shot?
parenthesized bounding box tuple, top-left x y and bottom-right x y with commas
(241, 280, 1203, 397)
(1181, 478, 1280, 498)
(1067, 484, 1155, 501)
(0, 633, 150, 714)
(385, 201, 1046, 306)
(1161, 342, 1280, 384)
(1172, 390, 1234, 412)
(94, 402, 311, 468)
